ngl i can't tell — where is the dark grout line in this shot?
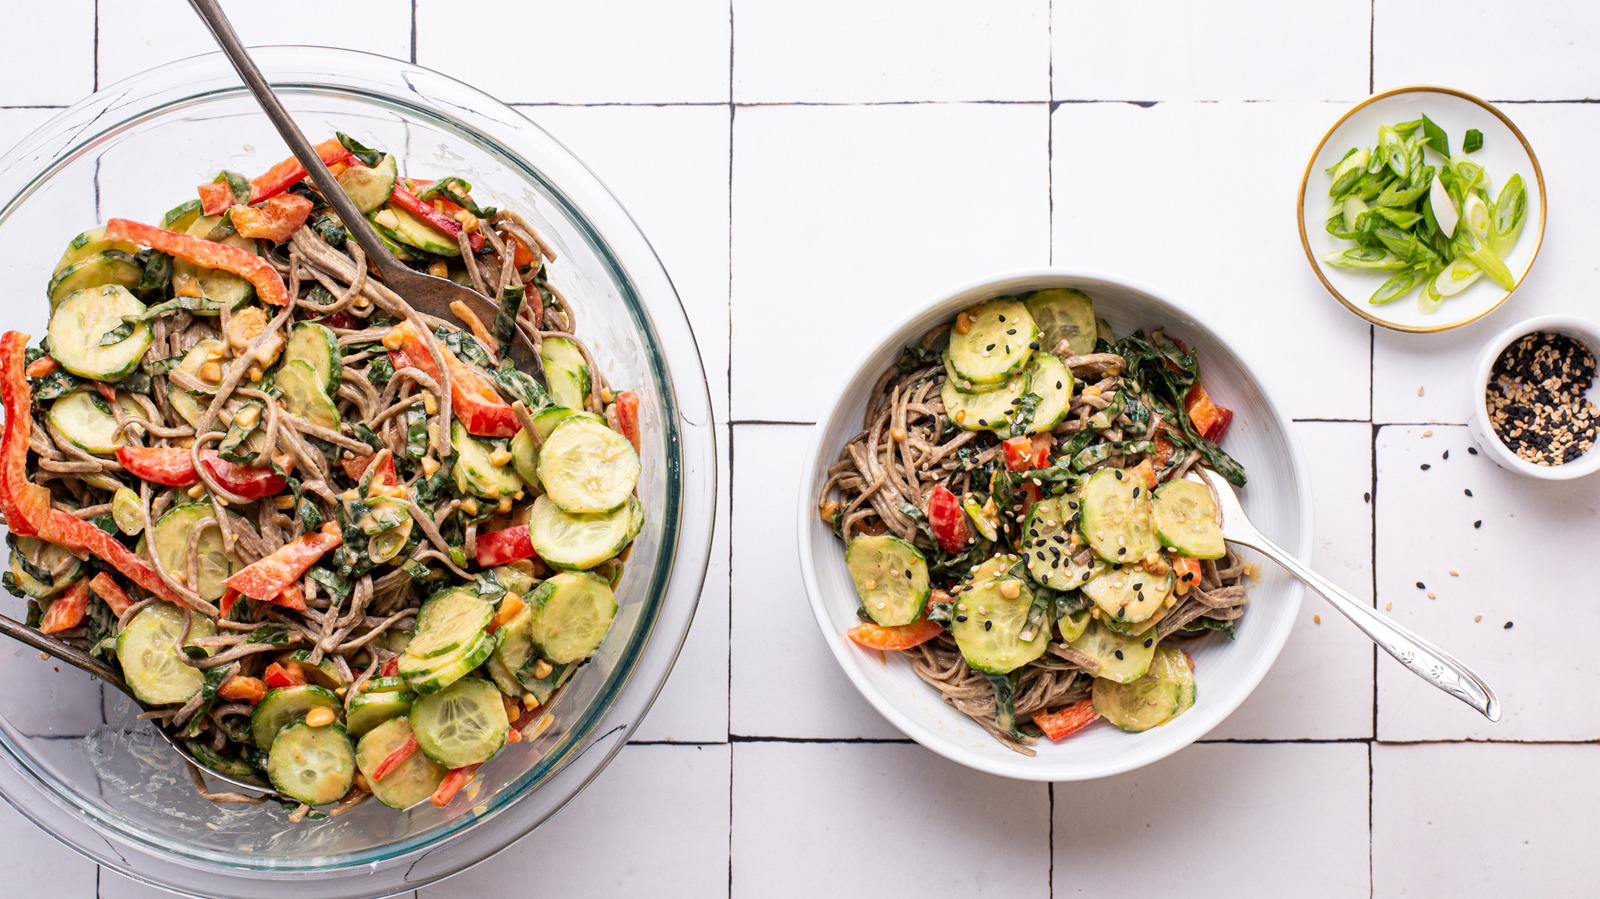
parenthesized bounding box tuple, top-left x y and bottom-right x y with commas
(1371, 421, 1467, 428)
(1370, 419, 1380, 742)
(728, 419, 813, 426)
(511, 101, 732, 109)
(1292, 417, 1373, 424)
(1367, 741, 1375, 898)
(729, 735, 915, 745)
(1197, 737, 1373, 745)
(1368, 0, 1375, 95)
(726, 8, 734, 893)
(0, 105, 70, 110)
(410, 0, 418, 65)
(92, 0, 100, 93)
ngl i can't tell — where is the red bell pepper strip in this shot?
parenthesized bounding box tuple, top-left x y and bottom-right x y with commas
(103, 219, 289, 307)
(390, 182, 485, 252)
(1033, 699, 1099, 741)
(263, 661, 308, 689)
(614, 391, 641, 454)
(1205, 408, 1234, 443)
(1152, 436, 1175, 469)
(115, 446, 198, 487)
(24, 356, 58, 378)
(39, 580, 91, 634)
(218, 675, 269, 704)
(40, 509, 192, 608)
(198, 450, 286, 500)
(380, 656, 400, 678)
(87, 572, 134, 617)
(1127, 459, 1157, 490)
(372, 733, 419, 781)
(0, 332, 52, 538)
(475, 525, 538, 567)
(509, 235, 536, 268)
(846, 619, 944, 651)
(430, 763, 481, 807)
(222, 521, 342, 603)
(391, 321, 519, 437)
(274, 582, 307, 611)
(924, 485, 970, 555)
(220, 587, 242, 618)
(228, 193, 314, 243)
(197, 138, 352, 214)
(1015, 481, 1044, 520)
(198, 181, 235, 217)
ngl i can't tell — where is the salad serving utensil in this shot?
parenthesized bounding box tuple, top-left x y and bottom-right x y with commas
(1195, 467, 1502, 721)
(186, 0, 545, 381)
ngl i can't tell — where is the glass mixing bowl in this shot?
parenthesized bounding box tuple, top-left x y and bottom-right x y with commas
(0, 47, 715, 898)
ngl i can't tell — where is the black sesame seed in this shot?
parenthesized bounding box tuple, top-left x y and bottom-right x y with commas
(1420, 464, 1431, 471)
(1474, 520, 1482, 529)
(1006, 328, 1017, 335)
(1465, 488, 1473, 497)
(997, 313, 1005, 322)
(984, 620, 993, 631)
(1029, 342, 1040, 350)
(985, 343, 995, 351)
(956, 615, 968, 622)
(1416, 581, 1425, 589)
(1468, 447, 1478, 455)
(1114, 650, 1124, 660)
(1143, 638, 1153, 648)
(1133, 582, 1144, 591)
(1443, 450, 1450, 460)
(1117, 547, 1127, 555)
(1503, 621, 1514, 629)
(1364, 492, 1371, 503)
(1114, 470, 1124, 480)
(978, 419, 988, 426)
(1055, 381, 1063, 390)
(1082, 571, 1092, 582)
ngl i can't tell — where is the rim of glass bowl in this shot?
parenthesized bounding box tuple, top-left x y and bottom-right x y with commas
(0, 46, 715, 895)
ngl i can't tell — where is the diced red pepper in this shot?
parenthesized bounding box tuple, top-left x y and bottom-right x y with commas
(104, 219, 289, 307)
(846, 619, 944, 652)
(487, 594, 527, 634)
(218, 675, 268, 704)
(198, 180, 236, 217)
(925, 485, 970, 555)
(0, 332, 53, 538)
(24, 356, 58, 378)
(1127, 459, 1157, 490)
(1205, 408, 1234, 443)
(430, 763, 481, 807)
(220, 587, 242, 617)
(39, 580, 90, 634)
(228, 193, 314, 243)
(1184, 650, 1196, 672)
(115, 446, 198, 487)
(373, 733, 419, 781)
(92, 381, 118, 404)
(197, 138, 352, 213)
(926, 587, 952, 613)
(509, 235, 536, 268)
(391, 320, 519, 437)
(1033, 698, 1099, 741)
(87, 572, 134, 617)
(222, 521, 342, 603)
(504, 725, 522, 745)
(322, 311, 360, 330)
(1029, 433, 1053, 469)
(475, 525, 538, 567)
(198, 450, 286, 499)
(263, 661, 307, 689)
(380, 656, 400, 678)
(1152, 436, 1175, 469)
(390, 182, 485, 252)
(1172, 555, 1202, 597)
(1002, 436, 1033, 472)
(274, 582, 307, 611)
(1016, 481, 1044, 520)
(339, 453, 398, 489)
(1184, 383, 1233, 443)
(615, 391, 641, 454)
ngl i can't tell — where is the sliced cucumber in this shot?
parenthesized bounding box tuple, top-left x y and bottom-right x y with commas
(1021, 497, 1096, 590)
(451, 420, 524, 499)
(1057, 606, 1090, 643)
(487, 603, 536, 696)
(361, 676, 410, 694)
(46, 391, 147, 454)
(373, 205, 459, 257)
(845, 534, 929, 627)
(540, 337, 592, 412)
(47, 285, 153, 381)
(536, 417, 639, 514)
(346, 689, 415, 738)
(267, 721, 356, 806)
(277, 359, 339, 431)
(115, 602, 216, 706)
(528, 571, 617, 665)
(250, 684, 342, 750)
(8, 536, 83, 599)
(1081, 564, 1173, 625)
(160, 199, 203, 234)
(1151, 478, 1226, 559)
(1068, 619, 1156, 684)
(142, 502, 241, 602)
(945, 298, 1036, 386)
(491, 564, 539, 598)
(1024, 288, 1096, 356)
(171, 215, 255, 313)
(336, 154, 398, 214)
(112, 487, 143, 535)
(407, 586, 493, 660)
(527, 493, 635, 571)
(1022, 353, 1073, 434)
(1096, 317, 1115, 344)
(166, 339, 225, 428)
(949, 554, 1048, 674)
(47, 251, 143, 310)
(411, 676, 509, 769)
(941, 369, 1029, 433)
(283, 322, 342, 396)
(184, 738, 259, 781)
(1078, 468, 1161, 563)
(942, 351, 994, 394)
(283, 650, 349, 690)
(54, 226, 137, 276)
(510, 427, 540, 486)
(515, 657, 572, 704)
(529, 407, 604, 441)
(1092, 645, 1193, 732)
(399, 629, 497, 695)
(364, 214, 420, 262)
(356, 717, 447, 810)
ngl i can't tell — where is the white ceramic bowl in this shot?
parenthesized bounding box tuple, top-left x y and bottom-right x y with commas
(797, 269, 1313, 781)
(1468, 314, 1600, 480)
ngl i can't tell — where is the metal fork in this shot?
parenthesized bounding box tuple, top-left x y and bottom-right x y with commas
(1194, 467, 1502, 722)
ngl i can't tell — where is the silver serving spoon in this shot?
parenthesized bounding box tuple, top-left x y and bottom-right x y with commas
(186, 0, 544, 379)
(1194, 467, 1501, 721)
(0, 612, 277, 794)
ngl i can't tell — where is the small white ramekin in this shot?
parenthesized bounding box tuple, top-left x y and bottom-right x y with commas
(1468, 314, 1600, 480)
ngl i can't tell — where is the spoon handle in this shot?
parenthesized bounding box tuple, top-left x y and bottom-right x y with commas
(0, 612, 125, 686)
(1226, 525, 1502, 722)
(185, 0, 400, 277)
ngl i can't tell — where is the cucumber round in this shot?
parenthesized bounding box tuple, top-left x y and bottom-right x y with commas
(410, 676, 509, 769)
(1021, 496, 1096, 590)
(1021, 353, 1073, 434)
(399, 630, 497, 695)
(336, 154, 398, 214)
(250, 684, 343, 750)
(277, 359, 339, 431)
(529, 407, 604, 441)
(1078, 468, 1161, 563)
(527, 493, 636, 571)
(166, 339, 225, 428)
(8, 536, 83, 599)
(46, 391, 146, 455)
(407, 587, 493, 660)
(267, 720, 356, 806)
(111, 487, 143, 535)
(1067, 619, 1157, 684)
(510, 427, 540, 487)
(451, 420, 524, 499)
(183, 738, 259, 781)
(346, 689, 415, 738)
(356, 717, 447, 810)
(949, 554, 1048, 675)
(141, 502, 241, 602)
(47, 285, 153, 381)
(844, 534, 929, 627)
(528, 571, 617, 665)
(540, 338, 591, 412)
(945, 298, 1036, 386)
(1092, 645, 1194, 732)
(170, 214, 255, 314)
(373, 204, 460, 256)
(283, 322, 342, 396)
(536, 417, 639, 514)
(115, 602, 217, 706)
(1024, 288, 1097, 356)
(47, 251, 143, 310)
(940, 369, 1030, 433)
(160, 199, 203, 234)
(1081, 564, 1173, 625)
(364, 214, 420, 261)
(1151, 478, 1227, 560)
(361, 676, 410, 694)
(1057, 606, 1090, 643)
(283, 650, 351, 690)
(54, 226, 137, 276)
(487, 603, 536, 696)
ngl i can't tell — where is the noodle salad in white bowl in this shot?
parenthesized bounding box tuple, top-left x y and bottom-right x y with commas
(797, 269, 1312, 780)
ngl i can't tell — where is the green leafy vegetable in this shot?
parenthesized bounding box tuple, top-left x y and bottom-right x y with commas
(1463, 128, 1483, 154)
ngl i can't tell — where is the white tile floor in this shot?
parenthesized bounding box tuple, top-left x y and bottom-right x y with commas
(3, 1, 1598, 897)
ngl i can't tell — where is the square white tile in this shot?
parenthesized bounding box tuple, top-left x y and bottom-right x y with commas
(1375, 0, 1600, 100)
(1373, 743, 1600, 897)
(731, 103, 1049, 423)
(1375, 425, 1600, 740)
(421, 744, 730, 899)
(417, 0, 731, 104)
(1370, 102, 1600, 425)
(733, 0, 1048, 103)
(95, 0, 412, 88)
(729, 424, 903, 739)
(0, 796, 97, 898)
(0, 3, 94, 106)
(519, 104, 731, 423)
(1054, 0, 1371, 101)
(1056, 742, 1370, 897)
(732, 742, 1048, 899)
(1051, 101, 1372, 421)
(1207, 421, 1374, 740)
